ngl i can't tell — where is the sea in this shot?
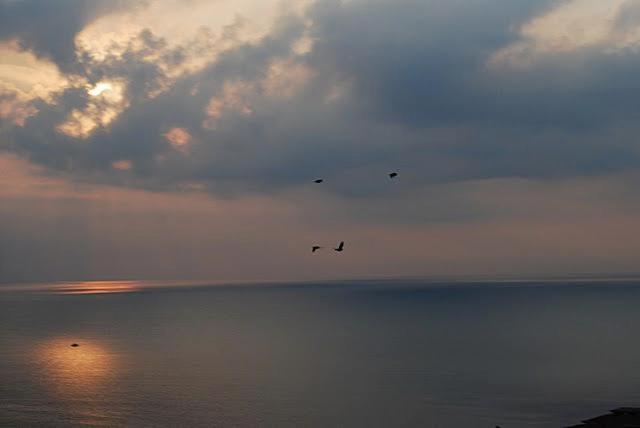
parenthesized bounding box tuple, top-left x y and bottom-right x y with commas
(1, 278, 640, 427)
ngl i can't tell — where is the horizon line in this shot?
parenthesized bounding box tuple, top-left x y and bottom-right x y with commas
(2, 272, 640, 294)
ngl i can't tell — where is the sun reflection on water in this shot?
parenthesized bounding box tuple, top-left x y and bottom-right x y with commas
(50, 280, 142, 295)
(0, 279, 222, 295)
(35, 338, 124, 425)
(37, 338, 118, 392)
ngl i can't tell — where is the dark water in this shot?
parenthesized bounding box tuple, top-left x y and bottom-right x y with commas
(2, 279, 640, 427)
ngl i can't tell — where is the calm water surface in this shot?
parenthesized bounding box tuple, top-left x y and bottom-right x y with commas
(1, 279, 640, 427)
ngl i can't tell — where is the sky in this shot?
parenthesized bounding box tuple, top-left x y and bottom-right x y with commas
(2, 0, 640, 284)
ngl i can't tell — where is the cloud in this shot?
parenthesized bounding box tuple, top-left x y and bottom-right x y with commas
(0, 42, 70, 125)
(0, 0, 137, 71)
(163, 127, 192, 154)
(57, 79, 129, 138)
(489, 0, 640, 67)
(2, 0, 640, 206)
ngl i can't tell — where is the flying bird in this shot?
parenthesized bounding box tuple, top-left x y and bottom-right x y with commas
(389, 172, 398, 178)
(314, 179, 323, 183)
(70, 343, 79, 347)
(334, 241, 344, 252)
(312, 246, 322, 252)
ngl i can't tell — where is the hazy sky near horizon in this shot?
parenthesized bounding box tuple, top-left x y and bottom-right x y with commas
(2, 0, 640, 283)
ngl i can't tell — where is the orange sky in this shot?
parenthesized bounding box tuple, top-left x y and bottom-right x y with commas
(2, 153, 640, 283)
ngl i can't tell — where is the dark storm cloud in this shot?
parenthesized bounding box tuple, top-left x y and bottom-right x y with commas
(0, 0, 138, 71)
(4, 0, 640, 198)
(303, 0, 640, 180)
(306, 0, 555, 126)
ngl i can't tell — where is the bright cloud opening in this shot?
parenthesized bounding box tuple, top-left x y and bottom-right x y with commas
(88, 82, 113, 97)
(57, 80, 128, 138)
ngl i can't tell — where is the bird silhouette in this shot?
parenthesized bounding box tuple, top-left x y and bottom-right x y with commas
(314, 179, 323, 183)
(312, 246, 322, 252)
(70, 343, 79, 347)
(334, 241, 344, 252)
(389, 172, 398, 178)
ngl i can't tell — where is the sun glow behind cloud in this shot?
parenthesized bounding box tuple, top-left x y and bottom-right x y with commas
(57, 79, 128, 138)
(88, 82, 112, 97)
(39, 0, 317, 138)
